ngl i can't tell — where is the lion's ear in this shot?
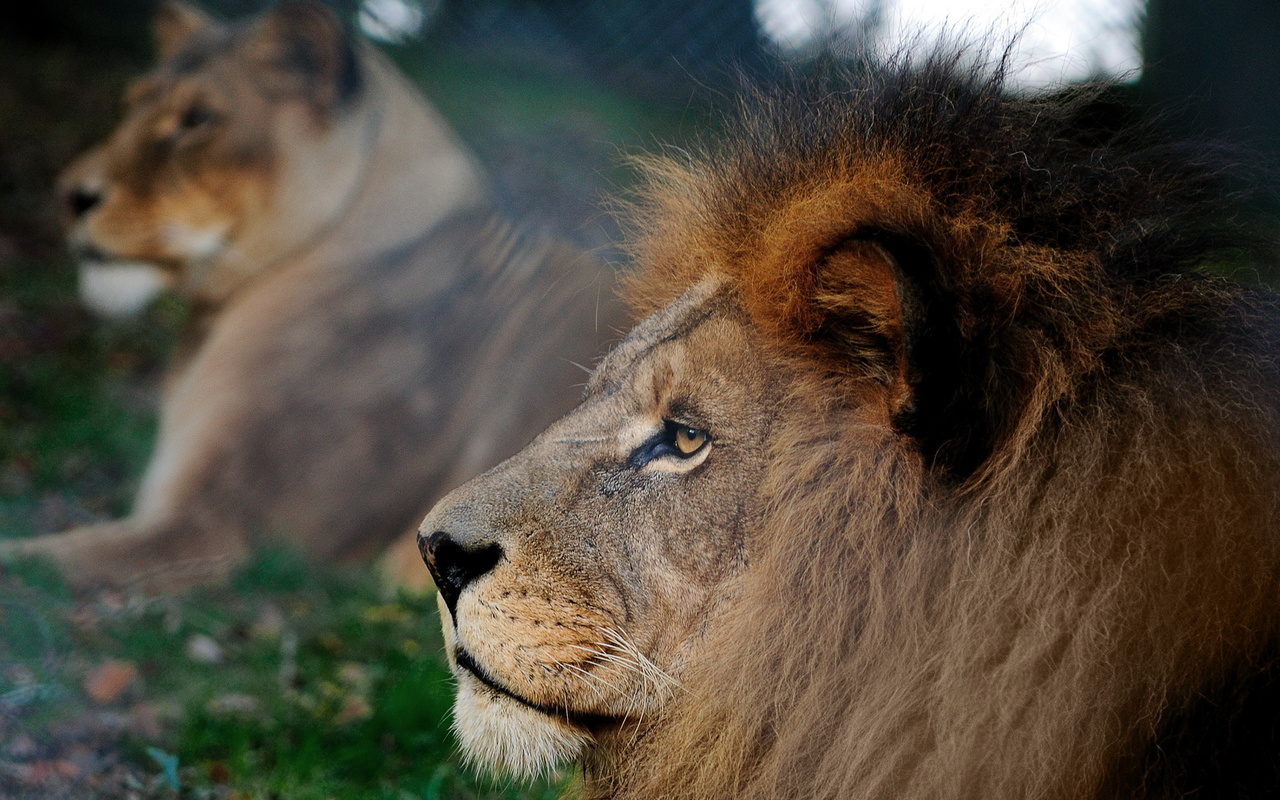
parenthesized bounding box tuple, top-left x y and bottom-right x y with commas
(847, 232, 992, 479)
(153, 1, 213, 61)
(248, 0, 362, 113)
(769, 228, 994, 479)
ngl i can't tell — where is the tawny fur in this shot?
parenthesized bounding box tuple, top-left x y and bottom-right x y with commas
(600, 54, 1280, 799)
(421, 51, 1280, 799)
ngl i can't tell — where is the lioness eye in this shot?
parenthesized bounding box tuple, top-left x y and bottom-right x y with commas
(179, 104, 216, 131)
(674, 426, 707, 456)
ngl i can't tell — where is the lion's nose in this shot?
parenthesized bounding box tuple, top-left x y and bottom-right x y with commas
(419, 531, 502, 617)
(65, 185, 103, 219)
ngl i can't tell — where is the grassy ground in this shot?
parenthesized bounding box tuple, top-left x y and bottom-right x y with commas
(0, 23, 688, 800)
(2, 550, 567, 799)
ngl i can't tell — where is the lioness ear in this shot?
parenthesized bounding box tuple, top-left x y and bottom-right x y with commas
(248, 0, 362, 113)
(153, 0, 213, 61)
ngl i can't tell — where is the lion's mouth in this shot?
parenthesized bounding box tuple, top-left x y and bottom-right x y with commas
(455, 648, 554, 714)
(454, 648, 618, 729)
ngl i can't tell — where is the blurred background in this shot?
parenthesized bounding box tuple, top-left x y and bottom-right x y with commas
(1, 1, 1278, 798)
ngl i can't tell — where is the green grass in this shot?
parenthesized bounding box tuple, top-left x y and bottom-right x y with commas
(1, 548, 568, 799)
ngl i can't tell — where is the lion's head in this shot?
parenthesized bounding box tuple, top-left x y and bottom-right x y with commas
(420, 277, 790, 777)
(420, 55, 1280, 798)
(59, 0, 369, 316)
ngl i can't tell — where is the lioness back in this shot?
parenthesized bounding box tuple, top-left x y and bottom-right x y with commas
(418, 53, 1280, 798)
(6, 0, 622, 592)
(144, 212, 605, 559)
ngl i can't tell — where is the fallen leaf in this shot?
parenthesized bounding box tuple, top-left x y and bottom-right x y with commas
(83, 660, 137, 705)
(207, 760, 231, 784)
(334, 694, 372, 725)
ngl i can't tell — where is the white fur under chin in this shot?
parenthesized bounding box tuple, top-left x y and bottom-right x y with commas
(78, 261, 172, 319)
(452, 678, 589, 781)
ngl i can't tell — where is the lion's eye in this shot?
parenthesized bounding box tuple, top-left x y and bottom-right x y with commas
(674, 426, 707, 456)
(178, 103, 217, 131)
(627, 419, 713, 469)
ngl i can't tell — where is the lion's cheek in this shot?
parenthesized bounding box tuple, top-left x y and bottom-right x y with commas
(451, 678, 589, 780)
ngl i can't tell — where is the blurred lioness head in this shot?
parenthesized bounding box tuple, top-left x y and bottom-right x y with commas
(60, 0, 377, 316)
(7, 0, 617, 594)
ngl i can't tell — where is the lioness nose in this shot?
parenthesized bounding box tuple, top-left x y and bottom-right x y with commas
(419, 531, 502, 616)
(65, 186, 102, 219)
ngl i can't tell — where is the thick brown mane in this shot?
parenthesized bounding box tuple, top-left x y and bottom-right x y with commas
(605, 54, 1280, 799)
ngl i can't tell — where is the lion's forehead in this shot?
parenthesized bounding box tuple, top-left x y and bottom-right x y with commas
(166, 25, 242, 77)
(589, 277, 728, 393)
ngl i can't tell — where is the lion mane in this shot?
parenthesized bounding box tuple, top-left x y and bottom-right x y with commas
(598, 53, 1280, 799)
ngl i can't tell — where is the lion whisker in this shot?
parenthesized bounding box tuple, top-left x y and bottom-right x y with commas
(566, 643, 650, 679)
(601, 627, 682, 692)
(565, 643, 669, 734)
(564, 662, 630, 699)
(546, 655, 607, 700)
(559, 357, 595, 377)
(619, 676, 650, 750)
(559, 663, 607, 700)
(575, 640, 676, 701)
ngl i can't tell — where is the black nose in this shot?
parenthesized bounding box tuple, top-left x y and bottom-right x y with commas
(419, 531, 502, 617)
(66, 186, 102, 219)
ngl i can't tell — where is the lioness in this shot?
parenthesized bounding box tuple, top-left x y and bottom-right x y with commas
(419, 56, 1280, 797)
(4, 1, 619, 593)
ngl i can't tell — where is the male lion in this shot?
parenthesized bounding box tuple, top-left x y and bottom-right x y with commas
(4, 1, 618, 592)
(418, 55, 1280, 797)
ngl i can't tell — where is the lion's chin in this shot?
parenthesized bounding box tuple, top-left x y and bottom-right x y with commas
(452, 677, 590, 780)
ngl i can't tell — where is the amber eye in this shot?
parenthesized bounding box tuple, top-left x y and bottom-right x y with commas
(673, 425, 708, 456)
(178, 103, 217, 131)
(629, 419, 713, 469)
